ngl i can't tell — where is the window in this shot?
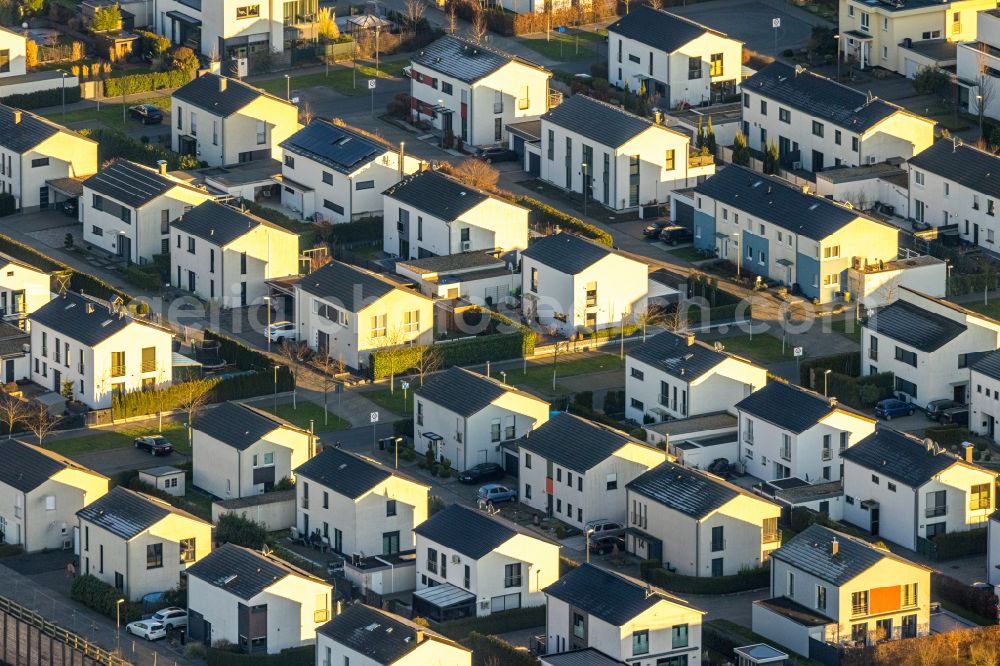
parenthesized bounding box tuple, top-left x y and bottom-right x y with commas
(632, 630, 649, 655)
(188, 236, 195, 254)
(573, 612, 585, 638)
(386, 499, 397, 516)
(628, 53, 641, 63)
(92, 226, 103, 236)
(779, 108, 790, 123)
(852, 136, 860, 152)
(141, 347, 156, 373)
(672, 624, 689, 649)
(179, 538, 196, 563)
(0, 49, 8, 73)
(236, 4, 260, 18)
(504, 563, 521, 587)
(895, 377, 917, 398)
(780, 434, 791, 460)
(370, 314, 387, 338)
(442, 81, 453, 95)
(403, 309, 420, 333)
(835, 129, 842, 145)
(872, 474, 879, 484)
(894, 346, 917, 367)
(664, 149, 675, 171)
(212, 120, 218, 145)
(31, 157, 49, 168)
(524, 453, 531, 469)
(631, 367, 644, 380)
(284, 155, 295, 168)
(744, 419, 754, 443)
(902, 583, 918, 607)
(146, 543, 163, 569)
(787, 571, 795, 596)
(914, 170, 924, 186)
(860, 11, 869, 30)
(852, 590, 869, 616)
(888, 482, 897, 492)
(322, 171, 333, 185)
(110, 351, 125, 377)
(530, 267, 538, 292)
(711, 525, 724, 551)
(491, 419, 501, 442)
(356, 180, 375, 190)
(710, 52, 723, 77)
(743, 92, 750, 108)
(256, 120, 266, 145)
(547, 130, 554, 160)
(606, 473, 617, 490)
(687, 56, 702, 79)
(971, 483, 991, 510)
(525, 484, 532, 499)
(921, 30, 941, 39)
(823, 245, 841, 258)
(812, 121, 824, 137)
(323, 200, 344, 214)
(426, 547, 438, 574)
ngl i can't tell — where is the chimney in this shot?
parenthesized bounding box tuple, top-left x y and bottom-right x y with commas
(84, 302, 94, 314)
(962, 442, 974, 463)
(12, 111, 21, 125)
(219, 77, 227, 93)
(415, 629, 425, 644)
(831, 537, 839, 556)
(686, 333, 695, 346)
(654, 110, 663, 125)
(157, 160, 167, 176)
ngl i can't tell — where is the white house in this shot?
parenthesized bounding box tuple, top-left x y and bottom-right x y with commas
(741, 62, 935, 173)
(0, 252, 53, 328)
(414, 366, 550, 473)
(607, 7, 742, 107)
(316, 604, 472, 666)
(521, 233, 648, 337)
(279, 118, 421, 223)
(413, 503, 560, 620)
(971, 350, 1000, 443)
(294, 446, 430, 557)
(192, 401, 315, 499)
(907, 138, 1000, 249)
(0, 27, 27, 79)
(540, 94, 715, 212)
(0, 322, 30, 384)
(171, 73, 300, 167)
(625, 331, 767, 423)
(959, 10, 1000, 121)
(395, 252, 520, 304)
(753, 524, 930, 655)
(0, 105, 97, 212)
(735, 380, 877, 483)
(186, 543, 331, 653)
(626, 460, 781, 577)
(862, 287, 1000, 408)
(293, 260, 435, 371)
(0, 439, 107, 552)
(28, 292, 174, 409)
(989, 511, 1000, 594)
(170, 200, 301, 308)
(81, 159, 213, 264)
(408, 35, 552, 147)
(518, 413, 668, 530)
(383, 169, 529, 262)
(842, 427, 996, 550)
(544, 563, 705, 663)
(77, 486, 213, 601)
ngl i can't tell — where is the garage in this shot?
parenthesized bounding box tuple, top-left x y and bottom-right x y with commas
(508, 120, 542, 177)
(904, 58, 920, 79)
(673, 200, 694, 226)
(527, 152, 540, 177)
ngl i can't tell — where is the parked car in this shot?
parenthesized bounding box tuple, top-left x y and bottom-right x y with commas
(875, 398, 915, 420)
(134, 435, 173, 456)
(150, 607, 187, 630)
(925, 398, 962, 422)
(457, 462, 504, 484)
(589, 535, 626, 555)
(125, 620, 167, 641)
(707, 457, 731, 478)
(584, 519, 625, 538)
(477, 483, 517, 503)
(129, 104, 163, 124)
(642, 222, 667, 239)
(941, 406, 969, 426)
(62, 197, 79, 217)
(266, 321, 298, 343)
(658, 225, 693, 246)
(475, 146, 518, 163)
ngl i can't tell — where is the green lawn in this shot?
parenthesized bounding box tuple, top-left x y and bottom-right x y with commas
(958, 297, 1000, 320)
(708, 333, 793, 365)
(257, 61, 405, 97)
(366, 387, 413, 417)
(43, 96, 172, 130)
(44, 422, 190, 456)
(517, 353, 625, 395)
(259, 401, 349, 432)
(520, 33, 598, 61)
(666, 246, 705, 263)
(829, 316, 861, 342)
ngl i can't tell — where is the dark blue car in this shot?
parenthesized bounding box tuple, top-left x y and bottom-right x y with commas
(875, 398, 915, 420)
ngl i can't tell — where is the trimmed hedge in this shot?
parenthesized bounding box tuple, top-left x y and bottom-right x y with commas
(640, 561, 770, 594)
(800, 351, 862, 384)
(206, 646, 313, 666)
(821, 371, 894, 409)
(926, 527, 988, 560)
(111, 369, 294, 419)
(924, 424, 972, 450)
(464, 632, 539, 666)
(932, 571, 998, 621)
(513, 195, 613, 247)
(328, 217, 383, 243)
(125, 264, 162, 291)
(433, 606, 546, 640)
(241, 201, 314, 235)
(217, 512, 268, 549)
(71, 575, 143, 623)
(104, 68, 194, 97)
(204, 329, 276, 371)
(0, 85, 82, 110)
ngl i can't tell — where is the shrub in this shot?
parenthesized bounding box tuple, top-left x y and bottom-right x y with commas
(932, 572, 997, 621)
(800, 351, 862, 384)
(463, 633, 539, 666)
(216, 513, 268, 549)
(135, 30, 172, 57)
(512, 195, 613, 246)
(926, 527, 988, 560)
(124, 264, 162, 291)
(105, 69, 194, 97)
(239, 200, 314, 236)
(640, 563, 770, 594)
(913, 66, 950, 96)
(71, 575, 143, 622)
(393, 418, 414, 438)
(92, 4, 122, 32)
(1, 85, 82, 110)
(110, 369, 294, 419)
(433, 606, 546, 640)
(924, 425, 972, 450)
(84, 128, 198, 171)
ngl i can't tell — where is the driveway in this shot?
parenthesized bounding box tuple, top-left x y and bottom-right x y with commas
(70, 445, 189, 477)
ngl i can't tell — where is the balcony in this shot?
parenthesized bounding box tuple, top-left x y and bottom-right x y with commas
(688, 153, 715, 168)
(313, 609, 329, 623)
(822, 449, 831, 461)
(780, 450, 791, 462)
(494, 102, 503, 114)
(926, 505, 947, 518)
(711, 539, 726, 552)
(110, 365, 126, 378)
(762, 531, 781, 544)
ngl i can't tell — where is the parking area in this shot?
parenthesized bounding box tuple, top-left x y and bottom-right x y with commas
(670, 0, 823, 55)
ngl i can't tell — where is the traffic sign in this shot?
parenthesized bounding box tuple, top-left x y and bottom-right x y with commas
(370, 411, 379, 423)
(793, 346, 803, 357)
(772, 17, 781, 28)
(401, 381, 410, 390)
(368, 78, 377, 90)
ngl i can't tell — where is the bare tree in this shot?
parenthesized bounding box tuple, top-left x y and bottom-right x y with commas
(23, 403, 63, 447)
(633, 304, 664, 341)
(648, 0, 663, 10)
(299, 101, 316, 125)
(976, 46, 996, 140)
(470, 5, 488, 44)
(452, 158, 500, 191)
(315, 346, 346, 427)
(404, 0, 425, 25)
(448, 2, 458, 34)
(280, 340, 312, 409)
(0, 393, 29, 439)
(415, 345, 443, 385)
(176, 380, 213, 449)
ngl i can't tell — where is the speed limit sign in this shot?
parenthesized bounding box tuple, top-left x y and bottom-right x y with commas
(368, 78, 377, 90)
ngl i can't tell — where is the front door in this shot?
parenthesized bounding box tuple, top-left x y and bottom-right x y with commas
(4, 359, 13, 383)
(975, 223, 980, 245)
(188, 270, 196, 292)
(399, 239, 409, 258)
(954, 384, 966, 403)
(52, 369, 60, 394)
(812, 150, 824, 172)
(117, 235, 131, 262)
(39, 187, 49, 208)
(870, 507, 880, 536)
(711, 558, 723, 576)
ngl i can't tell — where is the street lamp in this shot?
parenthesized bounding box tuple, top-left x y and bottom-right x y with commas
(731, 233, 741, 278)
(977, 94, 984, 138)
(824, 368, 833, 397)
(263, 295, 272, 353)
(285, 74, 291, 100)
(834, 35, 840, 82)
(273, 364, 281, 413)
(585, 528, 595, 564)
(115, 598, 125, 653)
(581, 162, 589, 216)
(57, 69, 67, 116)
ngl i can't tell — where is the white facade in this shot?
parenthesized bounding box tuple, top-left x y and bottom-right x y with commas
(0, 255, 53, 325)
(960, 13, 1000, 122)
(972, 356, 1000, 444)
(989, 513, 1000, 593)
(0, 27, 27, 78)
(846, 255, 947, 309)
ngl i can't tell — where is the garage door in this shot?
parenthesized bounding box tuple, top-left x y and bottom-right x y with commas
(904, 59, 919, 79)
(674, 200, 694, 226)
(512, 135, 525, 158)
(528, 153, 540, 177)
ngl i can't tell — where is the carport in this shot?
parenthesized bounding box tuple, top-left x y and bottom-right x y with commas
(508, 120, 541, 177)
(412, 583, 476, 621)
(46, 177, 84, 209)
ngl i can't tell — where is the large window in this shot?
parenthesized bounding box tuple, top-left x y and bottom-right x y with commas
(816, 585, 827, 610)
(403, 310, 420, 333)
(902, 582, 918, 607)
(504, 563, 521, 587)
(632, 630, 649, 655)
(146, 543, 163, 569)
(572, 612, 585, 638)
(110, 351, 125, 377)
(895, 377, 917, 398)
(852, 590, 869, 616)
(672, 623, 688, 649)
(370, 314, 387, 339)
(894, 346, 917, 367)
(628, 156, 639, 207)
(970, 483, 991, 510)
(141, 347, 156, 373)
(709, 52, 723, 77)
(179, 538, 196, 563)
(426, 547, 438, 574)
(0, 49, 9, 73)
(687, 56, 702, 79)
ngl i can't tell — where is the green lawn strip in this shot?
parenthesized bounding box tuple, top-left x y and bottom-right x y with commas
(44, 422, 189, 456)
(365, 387, 411, 417)
(179, 483, 215, 521)
(519, 34, 597, 61)
(829, 316, 861, 342)
(516, 353, 624, 394)
(709, 333, 793, 365)
(935, 599, 995, 627)
(259, 401, 349, 432)
(957, 297, 1000, 320)
(43, 96, 172, 129)
(666, 246, 705, 262)
(259, 61, 405, 97)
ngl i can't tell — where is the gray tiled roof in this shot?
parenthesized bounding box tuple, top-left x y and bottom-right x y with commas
(0, 321, 29, 358)
(908, 139, 1000, 201)
(187, 543, 324, 600)
(542, 94, 669, 148)
(743, 62, 907, 132)
(295, 447, 417, 499)
(0, 104, 92, 154)
(840, 428, 965, 487)
(627, 331, 735, 382)
(317, 604, 462, 665)
(627, 460, 770, 519)
(411, 35, 545, 83)
(194, 401, 303, 451)
(771, 524, 919, 586)
(280, 119, 389, 175)
(171, 200, 291, 247)
(518, 413, 654, 473)
(297, 261, 417, 312)
(542, 649, 627, 666)
(173, 73, 289, 117)
(414, 503, 555, 559)
(608, 7, 725, 52)
(693, 166, 885, 241)
(521, 233, 615, 275)
(543, 564, 695, 626)
(415, 367, 543, 417)
(28, 292, 167, 347)
(77, 486, 207, 540)
(973, 349, 1000, 381)
(735, 380, 849, 433)
(0, 439, 104, 492)
(864, 299, 967, 352)
(83, 159, 193, 209)
(383, 170, 489, 221)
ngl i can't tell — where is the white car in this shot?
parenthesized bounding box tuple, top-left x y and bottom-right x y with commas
(150, 607, 187, 629)
(125, 620, 167, 641)
(585, 519, 625, 538)
(266, 321, 297, 343)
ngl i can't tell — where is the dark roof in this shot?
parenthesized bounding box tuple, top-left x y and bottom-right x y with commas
(771, 524, 921, 586)
(77, 486, 207, 539)
(627, 331, 746, 382)
(173, 73, 290, 116)
(0, 104, 92, 154)
(415, 367, 543, 417)
(543, 564, 695, 626)
(411, 35, 545, 83)
(541, 649, 627, 666)
(396, 252, 503, 275)
(735, 380, 860, 433)
(317, 604, 463, 665)
(414, 503, 554, 559)
(542, 94, 677, 148)
(280, 119, 389, 175)
(194, 401, 304, 450)
(864, 299, 967, 352)
(383, 170, 489, 221)
(901, 39, 956, 61)
(608, 7, 725, 52)
(0, 439, 105, 492)
(973, 349, 1000, 381)
(0, 321, 29, 357)
(518, 413, 653, 473)
(29, 292, 167, 347)
(693, 166, 883, 241)
(627, 460, 771, 518)
(908, 139, 1000, 201)
(297, 261, 422, 312)
(521, 233, 616, 274)
(840, 428, 969, 487)
(83, 159, 192, 208)
(172, 200, 291, 246)
(295, 448, 421, 499)
(742, 62, 911, 132)
(187, 543, 324, 600)
(754, 596, 832, 627)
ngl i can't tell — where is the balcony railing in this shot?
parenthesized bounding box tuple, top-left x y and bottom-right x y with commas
(659, 394, 670, 407)
(688, 153, 715, 168)
(926, 505, 947, 518)
(110, 365, 126, 378)
(141, 359, 156, 373)
(822, 449, 832, 461)
(851, 603, 869, 617)
(518, 97, 529, 110)
(504, 575, 522, 587)
(301, 497, 309, 510)
(762, 531, 781, 544)
(711, 539, 726, 552)
(494, 102, 503, 113)
(868, 349, 878, 361)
